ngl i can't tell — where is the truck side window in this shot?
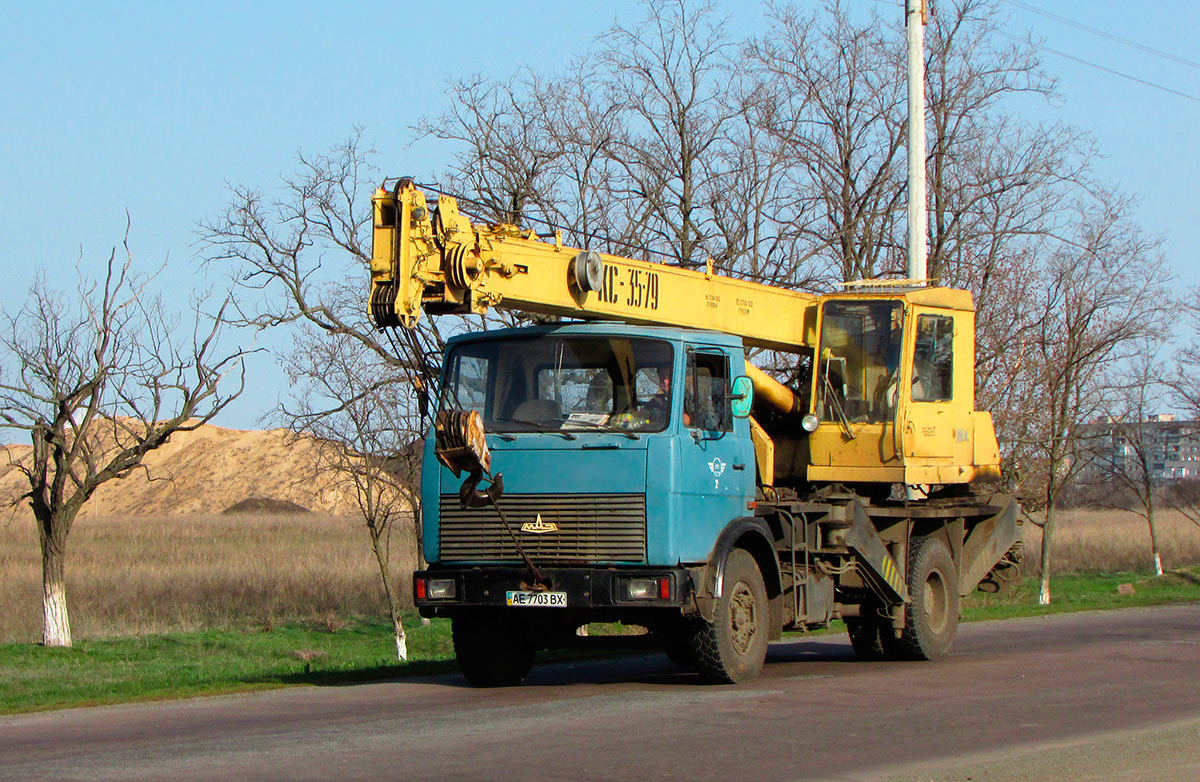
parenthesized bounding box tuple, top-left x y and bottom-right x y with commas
(912, 315, 953, 402)
(685, 351, 731, 432)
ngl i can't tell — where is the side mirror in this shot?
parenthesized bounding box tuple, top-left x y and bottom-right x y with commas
(731, 376, 753, 418)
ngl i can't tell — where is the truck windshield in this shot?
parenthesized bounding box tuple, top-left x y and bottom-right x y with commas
(440, 335, 675, 433)
(817, 301, 903, 424)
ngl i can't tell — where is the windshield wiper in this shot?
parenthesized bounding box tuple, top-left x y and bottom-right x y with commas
(493, 417, 578, 440)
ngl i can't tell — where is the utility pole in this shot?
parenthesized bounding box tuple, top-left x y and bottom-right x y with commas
(906, 0, 928, 283)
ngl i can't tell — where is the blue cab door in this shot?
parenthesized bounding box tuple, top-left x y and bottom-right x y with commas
(675, 345, 755, 562)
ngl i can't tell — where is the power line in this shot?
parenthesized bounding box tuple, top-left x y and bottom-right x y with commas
(863, 0, 1200, 104)
(994, 31, 1200, 105)
(1002, 0, 1200, 72)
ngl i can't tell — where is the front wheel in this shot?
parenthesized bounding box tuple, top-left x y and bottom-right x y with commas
(452, 614, 535, 687)
(693, 549, 770, 684)
(891, 535, 960, 660)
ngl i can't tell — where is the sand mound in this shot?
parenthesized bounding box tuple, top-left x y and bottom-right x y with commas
(0, 424, 389, 517)
(223, 497, 312, 515)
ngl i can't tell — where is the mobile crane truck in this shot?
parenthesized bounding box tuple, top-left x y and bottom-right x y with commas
(370, 179, 1022, 686)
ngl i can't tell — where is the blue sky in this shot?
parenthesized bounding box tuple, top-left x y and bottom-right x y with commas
(2, 1, 1197, 428)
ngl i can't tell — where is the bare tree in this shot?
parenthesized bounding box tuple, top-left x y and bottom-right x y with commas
(595, 0, 737, 267)
(1011, 191, 1173, 604)
(0, 240, 244, 647)
(1164, 288, 1200, 527)
(280, 326, 422, 660)
(201, 133, 442, 656)
(200, 130, 445, 404)
(425, 0, 740, 271)
(415, 73, 561, 227)
(1080, 349, 1174, 575)
(747, 0, 907, 284)
(1173, 287, 1200, 416)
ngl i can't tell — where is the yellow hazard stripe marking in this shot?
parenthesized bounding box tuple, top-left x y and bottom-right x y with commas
(882, 555, 904, 594)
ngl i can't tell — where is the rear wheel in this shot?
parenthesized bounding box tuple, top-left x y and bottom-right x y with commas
(891, 536, 960, 660)
(452, 614, 535, 687)
(694, 549, 769, 684)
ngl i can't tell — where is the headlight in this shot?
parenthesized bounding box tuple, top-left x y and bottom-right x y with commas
(416, 577, 457, 600)
(621, 576, 672, 601)
(426, 579, 457, 599)
(625, 578, 658, 600)
(801, 414, 820, 433)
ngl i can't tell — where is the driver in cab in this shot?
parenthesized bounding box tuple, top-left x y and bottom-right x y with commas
(642, 366, 691, 427)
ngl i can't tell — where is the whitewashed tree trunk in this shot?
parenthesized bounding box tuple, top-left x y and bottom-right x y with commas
(1037, 577, 1051, 606)
(41, 550, 72, 647)
(370, 531, 408, 662)
(1147, 506, 1164, 577)
(395, 626, 408, 662)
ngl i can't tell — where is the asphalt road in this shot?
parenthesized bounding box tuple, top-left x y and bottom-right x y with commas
(3, 604, 1200, 782)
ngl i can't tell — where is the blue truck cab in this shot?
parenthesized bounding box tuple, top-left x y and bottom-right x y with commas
(413, 323, 772, 676)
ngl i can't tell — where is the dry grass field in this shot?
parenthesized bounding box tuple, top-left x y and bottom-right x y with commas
(2, 505, 1198, 645)
(1022, 508, 1200, 575)
(0, 512, 418, 644)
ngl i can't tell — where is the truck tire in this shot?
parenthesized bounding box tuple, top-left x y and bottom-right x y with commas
(891, 535, 959, 661)
(694, 549, 769, 684)
(452, 615, 535, 687)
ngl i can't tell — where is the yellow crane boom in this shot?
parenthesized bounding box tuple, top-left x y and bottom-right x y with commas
(369, 181, 818, 353)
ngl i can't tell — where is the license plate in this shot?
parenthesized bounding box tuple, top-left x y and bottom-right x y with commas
(506, 591, 567, 607)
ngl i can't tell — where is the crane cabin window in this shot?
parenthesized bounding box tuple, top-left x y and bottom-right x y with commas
(912, 314, 953, 402)
(439, 335, 674, 433)
(817, 301, 903, 424)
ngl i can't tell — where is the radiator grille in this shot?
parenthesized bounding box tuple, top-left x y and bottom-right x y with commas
(438, 493, 646, 563)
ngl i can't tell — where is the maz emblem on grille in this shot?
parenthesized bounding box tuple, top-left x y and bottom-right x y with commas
(520, 513, 559, 534)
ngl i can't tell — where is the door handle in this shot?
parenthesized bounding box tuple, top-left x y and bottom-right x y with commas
(732, 463, 746, 471)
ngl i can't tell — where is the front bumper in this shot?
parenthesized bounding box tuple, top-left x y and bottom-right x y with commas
(413, 565, 695, 620)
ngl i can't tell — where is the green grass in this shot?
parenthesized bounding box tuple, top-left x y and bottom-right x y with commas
(0, 616, 456, 715)
(962, 567, 1200, 621)
(3, 568, 1199, 715)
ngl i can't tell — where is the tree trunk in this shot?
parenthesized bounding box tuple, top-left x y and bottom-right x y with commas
(370, 531, 407, 662)
(40, 520, 71, 647)
(1038, 505, 1056, 606)
(1146, 504, 1164, 577)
